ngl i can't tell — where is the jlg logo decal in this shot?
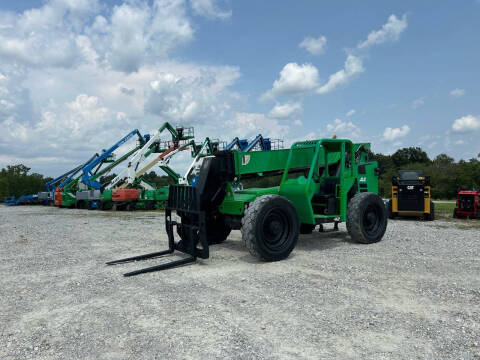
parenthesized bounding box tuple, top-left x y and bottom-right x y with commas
(242, 155, 250, 166)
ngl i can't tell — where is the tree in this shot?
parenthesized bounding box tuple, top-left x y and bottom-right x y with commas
(392, 147, 431, 167)
(433, 153, 454, 166)
(0, 164, 50, 200)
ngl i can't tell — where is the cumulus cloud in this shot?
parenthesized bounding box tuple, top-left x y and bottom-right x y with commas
(189, 0, 232, 20)
(412, 97, 425, 109)
(450, 88, 465, 98)
(299, 35, 327, 55)
(326, 118, 361, 139)
(0, 0, 243, 175)
(145, 65, 240, 123)
(0, 0, 100, 68)
(269, 102, 302, 119)
(317, 55, 364, 94)
(452, 115, 480, 132)
(0, 0, 195, 73)
(261, 63, 319, 101)
(383, 125, 410, 141)
(358, 14, 408, 49)
(227, 112, 290, 138)
(346, 109, 356, 117)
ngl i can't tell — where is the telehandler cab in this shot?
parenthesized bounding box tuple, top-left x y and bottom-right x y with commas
(108, 138, 387, 276)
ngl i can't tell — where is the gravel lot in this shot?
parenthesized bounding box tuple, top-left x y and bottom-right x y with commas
(1, 205, 479, 359)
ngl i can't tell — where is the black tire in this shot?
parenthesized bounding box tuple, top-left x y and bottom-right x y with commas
(87, 201, 95, 210)
(453, 208, 457, 218)
(241, 195, 299, 261)
(347, 192, 387, 244)
(112, 203, 118, 211)
(300, 223, 316, 234)
(387, 199, 395, 219)
(146, 201, 155, 210)
(76, 201, 85, 209)
(127, 202, 136, 211)
(206, 214, 232, 245)
(176, 213, 231, 246)
(476, 210, 480, 220)
(425, 201, 435, 221)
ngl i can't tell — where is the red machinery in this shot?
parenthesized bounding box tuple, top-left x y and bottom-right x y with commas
(453, 190, 480, 219)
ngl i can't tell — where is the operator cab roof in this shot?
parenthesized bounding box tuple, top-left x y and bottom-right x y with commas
(398, 170, 424, 180)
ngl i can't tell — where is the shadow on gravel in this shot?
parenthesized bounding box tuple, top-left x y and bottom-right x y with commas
(217, 231, 353, 265)
(296, 231, 353, 251)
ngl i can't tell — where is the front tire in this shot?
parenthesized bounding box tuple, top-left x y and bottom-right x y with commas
(206, 214, 231, 245)
(347, 192, 387, 244)
(242, 195, 299, 261)
(387, 199, 395, 219)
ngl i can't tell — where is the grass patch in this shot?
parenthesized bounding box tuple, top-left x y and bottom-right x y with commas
(434, 201, 455, 219)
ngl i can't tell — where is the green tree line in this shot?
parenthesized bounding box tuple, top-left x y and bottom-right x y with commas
(0, 164, 52, 200)
(1, 147, 479, 201)
(371, 147, 480, 199)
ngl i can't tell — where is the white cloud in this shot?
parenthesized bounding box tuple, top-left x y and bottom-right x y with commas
(452, 115, 480, 132)
(299, 35, 327, 55)
(227, 112, 289, 138)
(358, 14, 408, 49)
(0, 0, 241, 175)
(383, 125, 410, 141)
(412, 97, 425, 109)
(450, 88, 465, 98)
(146, 65, 240, 123)
(317, 55, 364, 94)
(269, 102, 302, 119)
(326, 118, 361, 139)
(0, 0, 195, 73)
(346, 109, 355, 117)
(189, 0, 232, 20)
(260, 63, 319, 101)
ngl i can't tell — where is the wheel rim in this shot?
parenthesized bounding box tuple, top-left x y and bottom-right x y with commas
(261, 208, 291, 253)
(363, 204, 381, 236)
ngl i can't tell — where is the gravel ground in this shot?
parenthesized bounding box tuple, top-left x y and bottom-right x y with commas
(0, 205, 479, 360)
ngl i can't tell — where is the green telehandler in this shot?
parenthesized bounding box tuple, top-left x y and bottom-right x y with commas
(108, 138, 387, 276)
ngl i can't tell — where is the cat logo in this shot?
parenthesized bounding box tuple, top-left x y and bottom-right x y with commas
(359, 177, 367, 182)
(407, 185, 414, 190)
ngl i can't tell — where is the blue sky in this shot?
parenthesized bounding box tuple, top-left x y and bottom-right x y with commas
(0, 0, 479, 176)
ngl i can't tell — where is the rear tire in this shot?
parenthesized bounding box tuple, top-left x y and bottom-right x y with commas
(425, 201, 435, 221)
(300, 223, 316, 234)
(242, 195, 299, 261)
(347, 192, 387, 244)
(127, 202, 136, 211)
